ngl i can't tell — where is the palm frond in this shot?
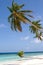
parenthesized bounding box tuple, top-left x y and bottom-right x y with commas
(29, 20, 42, 34)
(7, 7, 13, 12)
(20, 4, 25, 8)
(11, 18, 17, 31)
(14, 18, 22, 32)
(27, 15, 34, 18)
(19, 10, 32, 13)
(34, 32, 42, 40)
(21, 15, 31, 22)
(12, 0, 15, 10)
(16, 22, 22, 32)
(8, 14, 13, 22)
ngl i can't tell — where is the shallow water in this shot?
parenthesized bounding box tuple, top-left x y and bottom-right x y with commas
(0, 52, 43, 61)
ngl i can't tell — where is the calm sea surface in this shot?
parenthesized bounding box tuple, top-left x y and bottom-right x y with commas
(0, 52, 43, 61)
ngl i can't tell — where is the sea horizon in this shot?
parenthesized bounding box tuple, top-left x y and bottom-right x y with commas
(0, 51, 43, 54)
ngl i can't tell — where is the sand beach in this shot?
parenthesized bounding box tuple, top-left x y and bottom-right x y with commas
(0, 55, 43, 65)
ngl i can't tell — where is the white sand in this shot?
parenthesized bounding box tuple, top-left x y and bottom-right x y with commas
(0, 55, 43, 65)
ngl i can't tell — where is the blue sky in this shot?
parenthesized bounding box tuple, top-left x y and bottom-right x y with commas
(0, 0, 43, 52)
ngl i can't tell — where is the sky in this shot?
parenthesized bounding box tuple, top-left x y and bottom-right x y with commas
(0, 0, 43, 52)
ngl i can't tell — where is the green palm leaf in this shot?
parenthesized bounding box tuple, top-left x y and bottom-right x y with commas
(20, 4, 25, 8)
(11, 18, 17, 31)
(29, 20, 42, 33)
(34, 32, 42, 40)
(19, 10, 32, 13)
(29, 20, 42, 40)
(8, 14, 13, 22)
(7, 7, 13, 12)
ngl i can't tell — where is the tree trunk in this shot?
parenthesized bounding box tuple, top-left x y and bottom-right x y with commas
(13, 11, 41, 30)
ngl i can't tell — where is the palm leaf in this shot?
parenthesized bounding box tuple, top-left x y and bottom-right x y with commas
(29, 20, 42, 34)
(27, 15, 34, 18)
(12, 0, 15, 10)
(19, 10, 32, 13)
(20, 4, 25, 8)
(7, 7, 13, 12)
(11, 18, 17, 31)
(16, 22, 22, 32)
(8, 14, 13, 22)
(34, 32, 42, 40)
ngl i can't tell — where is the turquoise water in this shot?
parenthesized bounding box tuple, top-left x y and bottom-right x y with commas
(0, 52, 43, 61)
(0, 54, 20, 61)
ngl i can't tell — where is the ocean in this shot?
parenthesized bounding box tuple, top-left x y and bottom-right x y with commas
(0, 52, 43, 62)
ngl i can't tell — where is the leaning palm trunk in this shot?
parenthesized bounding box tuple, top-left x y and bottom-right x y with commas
(13, 11, 43, 40)
(13, 11, 40, 30)
(8, 1, 43, 40)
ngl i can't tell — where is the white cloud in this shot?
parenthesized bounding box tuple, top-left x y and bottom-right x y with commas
(31, 38, 41, 44)
(21, 36, 29, 41)
(0, 24, 7, 28)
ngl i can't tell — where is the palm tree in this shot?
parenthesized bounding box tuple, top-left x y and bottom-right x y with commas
(17, 51, 24, 57)
(29, 20, 43, 40)
(7, 0, 43, 40)
(7, 0, 38, 31)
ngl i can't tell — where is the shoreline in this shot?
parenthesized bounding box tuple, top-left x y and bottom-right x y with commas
(0, 55, 43, 65)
